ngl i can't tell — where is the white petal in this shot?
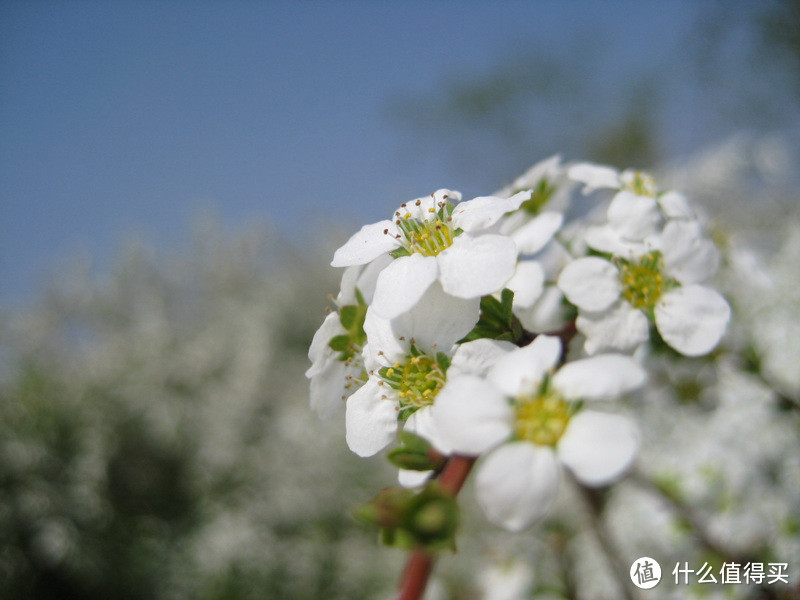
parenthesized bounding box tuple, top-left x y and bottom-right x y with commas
(403, 405, 446, 450)
(309, 359, 351, 419)
(552, 355, 646, 401)
(331, 220, 401, 267)
(398, 469, 433, 488)
(557, 411, 639, 486)
(660, 220, 720, 285)
(391, 281, 480, 354)
(338, 265, 362, 306)
(361, 342, 382, 373)
(568, 163, 621, 191)
(658, 190, 694, 219)
(505, 261, 545, 308)
(557, 257, 621, 312)
(584, 224, 650, 256)
(475, 443, 560, 531)
(345, 378, 398, 457)
(607, 190, 660, 240)
(516, 286, 569, 333)
(363, 308, 407, 366)
(655, 286, 730, 356)
(306, 313, 345, 376)
(352, 253, 394, 304)
(495, 154, 562, 198)
(510, 211, 564, 255)
(488, 335, 561, 397)
(577, 300, 650, 354)
(451, 191, 530, 232)
(371, 254, 438, 319)
(437, 233, 517, 299)
(449, 339, 516, 378)
(428, 375, 512, 455)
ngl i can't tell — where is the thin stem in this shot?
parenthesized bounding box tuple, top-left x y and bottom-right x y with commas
(395, 454, 476, 600)
(438, 454, 476, 495)
(396, 550, 434, 600)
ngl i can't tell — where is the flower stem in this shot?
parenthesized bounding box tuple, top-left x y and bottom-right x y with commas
(396, 549, 434, 600)
(395, 454, 476, 600)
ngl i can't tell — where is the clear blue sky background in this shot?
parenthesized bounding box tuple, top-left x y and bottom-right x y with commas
(1, 1, 719, 305)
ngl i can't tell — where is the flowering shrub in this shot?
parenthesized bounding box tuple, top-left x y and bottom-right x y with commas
(0, 139, 796, 600)
(309, 155, 799, 599)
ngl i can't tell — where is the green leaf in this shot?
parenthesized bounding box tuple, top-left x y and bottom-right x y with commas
(436, 352, 451, 374)
(390, 247, 411, 258)
(387, 450, 437, 471)
(500, 288, 515, 323)
(328, 335, 351, 352)
(339, 305, 358, 330)
(397, 430, 430, 454)
(479, 294, 506, 323)
(459, 290, 529, 345)
(388, 431, 445, 471)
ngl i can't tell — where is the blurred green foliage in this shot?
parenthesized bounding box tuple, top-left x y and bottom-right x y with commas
(0, 223, 399, 599)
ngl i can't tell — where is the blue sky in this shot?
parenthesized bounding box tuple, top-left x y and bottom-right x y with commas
(1, 1, 716, 305)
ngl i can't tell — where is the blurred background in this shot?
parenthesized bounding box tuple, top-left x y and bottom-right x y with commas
(1, 1, 799, 599)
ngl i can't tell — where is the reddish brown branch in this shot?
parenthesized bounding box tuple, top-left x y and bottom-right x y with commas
(396, 549, 435, 600)
(438, 454, 476, 496)
(395, 454, 476, 600)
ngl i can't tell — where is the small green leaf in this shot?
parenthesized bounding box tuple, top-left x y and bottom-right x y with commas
(436, 352, 451, 374)
(390, 247, 411, 258)
(387, 450, 437, 471)
(459, 292, 530, 345)
(500, 288, 515, 323)
(397, 430, 430, 454)
(339, 305, 358, 330)
(479, 295, 505, 322)
(328, 335, 351, 352)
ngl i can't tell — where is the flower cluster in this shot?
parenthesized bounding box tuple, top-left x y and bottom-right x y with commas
(308, 156, 731, 535)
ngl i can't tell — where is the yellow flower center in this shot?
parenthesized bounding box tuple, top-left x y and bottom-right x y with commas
(380, 349, 447, 420)
(514, 390, 573, 446)
(619, 252, 666, 311)
(394, 199, 458, 257)
(622, 171, 657, 197)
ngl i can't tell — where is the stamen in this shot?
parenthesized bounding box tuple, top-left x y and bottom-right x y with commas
(618, 252, 671, 311)
(514, 391, 573, 446)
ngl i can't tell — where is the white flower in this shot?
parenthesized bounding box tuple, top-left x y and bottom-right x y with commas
(344, 282, 481, 457)
(429, 335, 644, 531)
(478, 559, 534, 600)
(568, 163, 695, 254)
(306, 255, 390, 418)
(557, 220, 730, 356)
(331, 189, 530, 318)
(494, 155, 571, 256)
